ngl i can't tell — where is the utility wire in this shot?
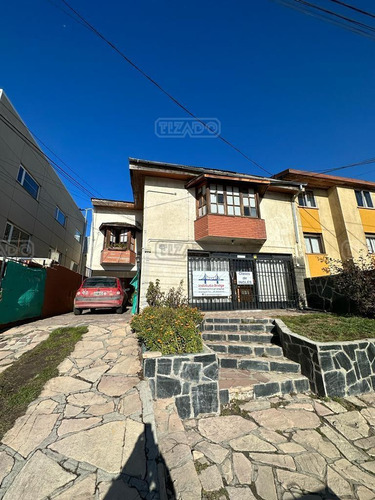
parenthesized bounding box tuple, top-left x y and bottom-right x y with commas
(273, 0, 375, 41)
(50, 0, 272, 176)
(0, 113, 96, 198)
(327, 0, 375, 20)
(0, 100, 103, 198)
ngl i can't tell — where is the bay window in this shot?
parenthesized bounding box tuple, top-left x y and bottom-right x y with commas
(196, 183, 259, 218)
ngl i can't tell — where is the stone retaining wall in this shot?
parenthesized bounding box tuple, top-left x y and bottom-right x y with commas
(143, 348, 220, 419)
(304, 275, 357, 314)
(275, 319, 375, 397)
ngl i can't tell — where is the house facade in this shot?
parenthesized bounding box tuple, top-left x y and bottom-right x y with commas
(88, 198, 142, 289)
(89, 158, 311, 310)
(275, 169, 375, 278)
(0, 90, 85, 270)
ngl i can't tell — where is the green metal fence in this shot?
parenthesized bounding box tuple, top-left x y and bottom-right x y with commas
(0, 261, 46, 326)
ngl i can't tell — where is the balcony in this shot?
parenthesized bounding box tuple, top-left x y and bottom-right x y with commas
(195, 214, 267, 242)
(100, 248, 136, 266)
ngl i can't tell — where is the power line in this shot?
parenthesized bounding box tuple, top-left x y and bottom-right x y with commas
(48, 0, 272, 176)
(0, 100, 103, 198)
(273, 0, 375, 41)
(0, 112, 97, 198)
(327, 0, 375, 20)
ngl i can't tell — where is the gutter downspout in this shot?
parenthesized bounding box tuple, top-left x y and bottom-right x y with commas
(292, 184, 305, 245)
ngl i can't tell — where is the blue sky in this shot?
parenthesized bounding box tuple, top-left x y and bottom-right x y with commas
(1, 0, 375, 209)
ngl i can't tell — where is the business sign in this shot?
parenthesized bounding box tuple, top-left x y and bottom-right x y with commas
(236, 271, 254, 286)
(192, 271, 231, 297)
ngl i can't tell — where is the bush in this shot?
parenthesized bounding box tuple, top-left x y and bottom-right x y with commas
(131, 306, 203, 355)
(323, 253, 375, 318)
(146, 280, 188, 308)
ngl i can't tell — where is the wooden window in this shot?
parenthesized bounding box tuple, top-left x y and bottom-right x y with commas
(304, 233, 324, 254)
(197, 185, 207, 217)
(356, 190, 373, 208)
(105, 227, 135, 251)
(298, 190, 316, 208)
(210, 184, 225, 214)
(196, 183, 259, 218)
(366, 234, 375, 254)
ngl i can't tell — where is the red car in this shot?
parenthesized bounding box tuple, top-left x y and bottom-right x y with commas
(74, 276, 128, 315)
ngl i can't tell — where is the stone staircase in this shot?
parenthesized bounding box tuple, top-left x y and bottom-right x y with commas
(202, 317, 310, 402)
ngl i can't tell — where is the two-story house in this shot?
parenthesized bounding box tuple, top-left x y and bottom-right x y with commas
(0, 90, 85, 270)
(274, 169, 375, 277)
(89, 158, 309, 310)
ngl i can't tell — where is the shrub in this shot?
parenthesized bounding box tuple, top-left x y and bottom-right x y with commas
(323, 253, 375, 317)
(131, 306, 203, 355)
(146, 280, 188, 308)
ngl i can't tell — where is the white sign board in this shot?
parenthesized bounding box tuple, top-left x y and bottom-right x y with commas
(192, 271, 231, 297)
(236, 271, 254, 286)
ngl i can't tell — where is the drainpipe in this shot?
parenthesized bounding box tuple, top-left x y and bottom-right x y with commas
(292, 184, 305, 245)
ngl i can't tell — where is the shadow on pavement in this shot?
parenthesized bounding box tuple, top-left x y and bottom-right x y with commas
(104, 422, 175, 500)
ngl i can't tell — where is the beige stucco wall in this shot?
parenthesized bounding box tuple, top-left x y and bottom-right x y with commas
(335, 187, 368, 259)
(0, 91, 85, 269)
(140, 176, 305, 307)
(88, 207, 142, 276)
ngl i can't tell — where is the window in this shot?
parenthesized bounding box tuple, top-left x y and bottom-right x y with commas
(304, 233, 324, 254)
(55, 206, 66, 226)
(70, 261, 78, 272)
(210, 184, 225, 214)
(355, 190, 373, 208)
(83, 277, 117, 288)
(366, 234, 375, 254)
(105, 228, 135, 251)
(48, 249, 61, 263)
(74, 229, 82, 242)
(197, 185, 207, 217)
(196, 183, 259, 218)
(298, 190, 316, 208)
(17, 165, 40, 200)
(3, 221, 31, 253)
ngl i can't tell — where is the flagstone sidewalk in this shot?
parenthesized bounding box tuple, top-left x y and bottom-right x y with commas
(184, 393, 375, 499)
(0, 318, 159, 500)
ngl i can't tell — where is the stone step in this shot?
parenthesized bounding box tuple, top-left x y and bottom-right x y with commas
(202, 322, 274, 333)
(217, 354, 301, 374)
(205, 341, 284, 358)
(204, 318, 273, 325)
(219, 368, 310, 402)
(202, 332, 277, 344)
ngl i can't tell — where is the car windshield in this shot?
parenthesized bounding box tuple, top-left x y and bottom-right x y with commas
(83, 278, 118, 288)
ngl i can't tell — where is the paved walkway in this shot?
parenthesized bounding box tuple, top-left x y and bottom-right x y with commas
(184, 393, 375, 499)
(0, 310, 131, 373)
(0, 315, 159, 500)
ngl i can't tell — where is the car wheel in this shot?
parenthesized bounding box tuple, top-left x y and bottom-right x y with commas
(115, 305, 124, 314)
(74, 308, 82, 315)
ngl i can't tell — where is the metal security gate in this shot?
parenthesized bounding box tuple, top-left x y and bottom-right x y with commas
(188, 252, 298, 311)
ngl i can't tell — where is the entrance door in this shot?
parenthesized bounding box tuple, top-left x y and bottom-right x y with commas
(188, 252, 298, 311)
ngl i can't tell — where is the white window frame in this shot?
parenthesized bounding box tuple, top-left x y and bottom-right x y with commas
(55, 206, 66, 227)
(3, 221, 31, 249)
(366, 234, 375, 254)
(74, 229, 82, 242)
(304, 233, 324, 254)
(298, 190, 316, 208)
(17, 165, 40, 200)
(355, 190, 374, 208)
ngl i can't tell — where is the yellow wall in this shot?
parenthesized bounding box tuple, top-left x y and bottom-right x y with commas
(299, 207, 321, 233)
(307, 254, 329, 277)
(359, 208, 375, 234)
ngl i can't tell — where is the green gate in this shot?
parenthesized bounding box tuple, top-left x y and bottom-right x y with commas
(0, 261, 46, 326)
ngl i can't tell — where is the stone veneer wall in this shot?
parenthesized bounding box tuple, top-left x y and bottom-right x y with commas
(304, 275, 357, 314)
(143, 349, 220, 419)
(275, 319, 375, 397)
